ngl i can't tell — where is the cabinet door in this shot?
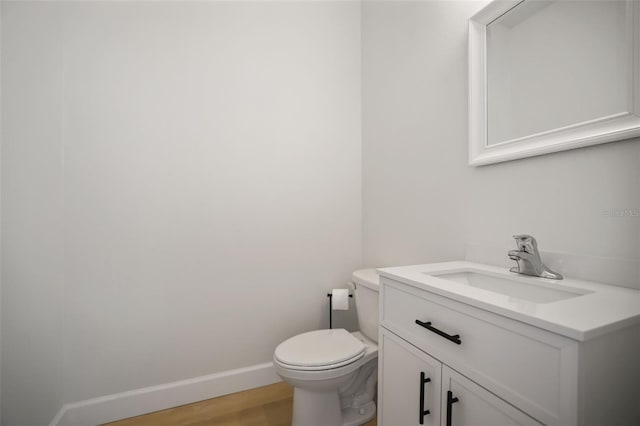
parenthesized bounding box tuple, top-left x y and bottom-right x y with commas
(441, 366, 542, 426)
(379, 328, 442, 426)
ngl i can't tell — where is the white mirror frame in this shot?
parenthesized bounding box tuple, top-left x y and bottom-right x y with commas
(469, 0, 640, 166)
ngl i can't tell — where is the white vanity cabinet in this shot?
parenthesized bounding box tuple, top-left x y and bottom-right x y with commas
(379, 328, 541, 426)
(377, 272, 640, 426)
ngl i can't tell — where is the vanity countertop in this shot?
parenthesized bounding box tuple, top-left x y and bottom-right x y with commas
(377, 261, 640, 341)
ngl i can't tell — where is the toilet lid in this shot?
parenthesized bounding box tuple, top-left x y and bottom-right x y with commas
(274, 329, 366, 369)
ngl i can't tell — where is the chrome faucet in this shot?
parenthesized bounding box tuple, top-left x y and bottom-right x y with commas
(508, 234, 563, 280)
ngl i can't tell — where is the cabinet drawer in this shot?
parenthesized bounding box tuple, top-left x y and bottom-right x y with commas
(381, 279, 577, 425)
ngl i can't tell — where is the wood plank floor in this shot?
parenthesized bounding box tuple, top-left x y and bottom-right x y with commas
(104, 382, 377, 426)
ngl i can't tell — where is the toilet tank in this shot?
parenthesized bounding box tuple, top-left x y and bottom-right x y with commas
(352, 269, 380, 343)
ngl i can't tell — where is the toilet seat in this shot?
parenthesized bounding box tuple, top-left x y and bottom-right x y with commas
(274, 329, 366, 371)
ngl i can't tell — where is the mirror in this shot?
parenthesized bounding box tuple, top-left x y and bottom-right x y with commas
(469, 0, 640, 166)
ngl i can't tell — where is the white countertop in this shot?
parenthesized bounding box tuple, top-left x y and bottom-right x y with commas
(377, 261, 640, 341)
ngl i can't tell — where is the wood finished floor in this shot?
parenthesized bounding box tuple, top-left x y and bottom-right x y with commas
(104, 382, 378, 426)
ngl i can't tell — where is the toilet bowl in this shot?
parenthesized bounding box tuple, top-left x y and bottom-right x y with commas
(273, 269, 380, 426)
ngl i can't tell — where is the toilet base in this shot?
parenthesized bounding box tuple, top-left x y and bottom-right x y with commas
(292, 387, 342, 426)
(342, 401, 376, 426)
(291, 388, 376, 426)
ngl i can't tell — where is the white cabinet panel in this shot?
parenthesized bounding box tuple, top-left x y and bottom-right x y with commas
(379, 328, 442, 426)
(442, 366, 542, 426)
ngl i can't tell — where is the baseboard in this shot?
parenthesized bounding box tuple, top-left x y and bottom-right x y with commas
(49, 362, 280, 426)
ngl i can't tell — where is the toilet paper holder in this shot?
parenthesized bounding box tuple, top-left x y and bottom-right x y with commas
(326, 292, 353, 329)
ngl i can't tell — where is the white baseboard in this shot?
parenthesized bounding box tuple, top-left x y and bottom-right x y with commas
(49, 362, 280, 426)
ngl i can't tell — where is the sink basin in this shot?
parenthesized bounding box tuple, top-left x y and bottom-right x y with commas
(428, 269, 592, 304)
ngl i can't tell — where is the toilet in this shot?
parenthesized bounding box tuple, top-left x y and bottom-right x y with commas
(273, 269, 380, 426)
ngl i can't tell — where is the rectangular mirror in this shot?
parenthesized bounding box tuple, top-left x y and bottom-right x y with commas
(469, 0, 640, 166)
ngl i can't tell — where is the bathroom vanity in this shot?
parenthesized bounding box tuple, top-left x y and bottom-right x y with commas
(376, 262, 640, 426)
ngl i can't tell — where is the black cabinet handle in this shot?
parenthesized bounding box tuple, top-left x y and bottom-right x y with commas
(415, 320, 462, 345)
(446, 390, 459, 426)
(419, 372, 431, 424)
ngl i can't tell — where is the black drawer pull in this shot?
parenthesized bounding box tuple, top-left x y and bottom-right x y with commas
(446, 390, 459, 426)
(415, 319, 462, 345)
(419, 372, 431, 424)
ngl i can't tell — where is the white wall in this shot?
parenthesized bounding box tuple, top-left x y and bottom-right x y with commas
(2, 1, 361, 424)
(1, 2, 66, 424)
(362, 1, 640, 287)
(0, 3, 3, 422)
(362, 1, 481, 267)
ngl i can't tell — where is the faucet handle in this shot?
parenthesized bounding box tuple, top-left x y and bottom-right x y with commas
(512, 234, 535, 241)
(511, 234, 538, 254)
(508, 234, 563, 280)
